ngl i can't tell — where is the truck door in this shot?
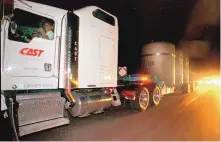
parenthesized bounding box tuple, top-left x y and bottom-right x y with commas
(2, 8, 57, 78)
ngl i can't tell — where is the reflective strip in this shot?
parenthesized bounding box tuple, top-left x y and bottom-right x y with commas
(1, 94, 7, 111)
(142, 53, 174, 57)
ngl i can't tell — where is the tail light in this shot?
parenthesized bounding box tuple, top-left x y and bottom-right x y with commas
(121, 90, 136, 100)
(140, 76, 148, 81)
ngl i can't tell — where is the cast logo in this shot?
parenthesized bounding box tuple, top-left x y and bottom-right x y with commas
(20, 48, 44, 57)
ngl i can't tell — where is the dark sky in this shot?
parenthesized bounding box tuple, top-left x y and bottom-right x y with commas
(28, 0, 220, 74)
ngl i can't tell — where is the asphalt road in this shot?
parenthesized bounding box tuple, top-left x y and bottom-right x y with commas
(21, 87, 220, 141)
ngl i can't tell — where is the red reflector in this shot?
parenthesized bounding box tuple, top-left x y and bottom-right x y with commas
(122, 90, 135, 98)
(105, 88, 112, 95)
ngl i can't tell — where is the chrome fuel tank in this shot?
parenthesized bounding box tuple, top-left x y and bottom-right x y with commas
(68, 89, 112, 117)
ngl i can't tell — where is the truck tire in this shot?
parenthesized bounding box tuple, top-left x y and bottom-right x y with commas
(131, 87, 150, 111)
(149, 85, 161, 107)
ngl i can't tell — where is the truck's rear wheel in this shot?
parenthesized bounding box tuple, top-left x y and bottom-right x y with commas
(131, 87, 150, 111)
(149, 85, 161, 106)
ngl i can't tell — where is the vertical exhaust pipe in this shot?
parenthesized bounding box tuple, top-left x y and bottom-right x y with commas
(64, 12, 79, 105)
(65, 73, 76, 105)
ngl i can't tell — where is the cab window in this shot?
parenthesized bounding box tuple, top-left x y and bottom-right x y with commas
(92, 9, 115, 26)
(8, 9, 55, 43)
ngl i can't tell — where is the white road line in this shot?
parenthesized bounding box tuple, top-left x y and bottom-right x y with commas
(185, 95, 201, 106)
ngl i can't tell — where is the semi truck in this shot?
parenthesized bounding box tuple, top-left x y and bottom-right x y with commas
(1, 0, 191, 140)
(1, 0, 164, 140)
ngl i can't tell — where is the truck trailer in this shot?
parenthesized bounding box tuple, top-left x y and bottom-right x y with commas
(1, 0, 165, 140)
(142, 42, 176, 95)
(141, 42, 191, 95)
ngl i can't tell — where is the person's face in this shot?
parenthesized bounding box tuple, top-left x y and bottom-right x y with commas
(44, 22, 53, 32)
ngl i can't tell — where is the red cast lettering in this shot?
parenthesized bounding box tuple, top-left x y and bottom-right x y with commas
(20, 48, 44, 57)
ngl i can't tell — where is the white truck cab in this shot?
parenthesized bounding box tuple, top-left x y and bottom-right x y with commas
(1, 0, 119, 138)
(2, 0, 118, 90)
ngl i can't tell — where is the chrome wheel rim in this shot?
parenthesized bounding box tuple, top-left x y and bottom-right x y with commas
(153, 88, 160, 105)
(139, 90, 149, 109)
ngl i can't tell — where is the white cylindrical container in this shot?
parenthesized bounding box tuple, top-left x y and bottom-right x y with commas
(183, 54, 190, 84)
(182, 54, 190, 93)
(175, 50, 183, 90)
(142, 42, 175, 88)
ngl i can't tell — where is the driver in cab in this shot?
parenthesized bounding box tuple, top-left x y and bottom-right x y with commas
(26, 20, 54, 42)
(37, 20, 54, 40)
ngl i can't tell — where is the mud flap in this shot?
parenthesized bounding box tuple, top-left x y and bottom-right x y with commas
(0, 109, 14, 141)
(1, 94, 13, 140)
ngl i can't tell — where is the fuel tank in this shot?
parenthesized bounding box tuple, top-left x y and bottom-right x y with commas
(68, 89, 112, 117)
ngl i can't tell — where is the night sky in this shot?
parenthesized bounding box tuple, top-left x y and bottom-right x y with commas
(28, 0, 220, 74)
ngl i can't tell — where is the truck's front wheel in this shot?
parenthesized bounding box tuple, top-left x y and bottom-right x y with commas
(131, 87, 150, 111)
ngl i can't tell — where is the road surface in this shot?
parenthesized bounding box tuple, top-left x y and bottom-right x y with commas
(21, 87, 220, 141)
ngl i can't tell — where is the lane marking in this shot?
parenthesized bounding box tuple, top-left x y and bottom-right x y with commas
(185, 95, 201, 106)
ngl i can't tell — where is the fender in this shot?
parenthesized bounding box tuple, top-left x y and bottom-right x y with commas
(20, 48, 44, 57)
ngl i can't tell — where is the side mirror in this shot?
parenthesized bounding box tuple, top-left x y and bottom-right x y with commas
(1, 0, 14, 19)
(9, 21, 17, 34)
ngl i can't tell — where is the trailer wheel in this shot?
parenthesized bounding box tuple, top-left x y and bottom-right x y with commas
(149, 85, 161, 106)
(131, 87, 150, 111)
